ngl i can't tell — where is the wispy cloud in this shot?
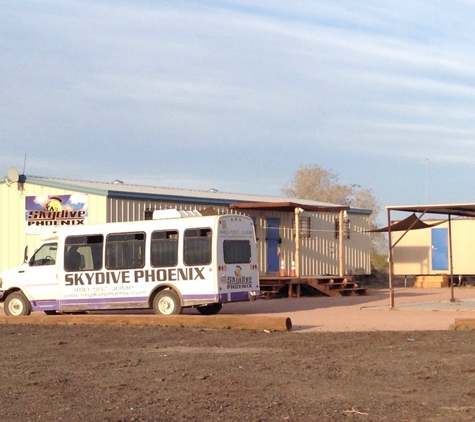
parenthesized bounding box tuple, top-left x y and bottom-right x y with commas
(2, 1, 475, 209)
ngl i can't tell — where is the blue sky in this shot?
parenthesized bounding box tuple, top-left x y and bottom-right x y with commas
(2, 1, 475, 224)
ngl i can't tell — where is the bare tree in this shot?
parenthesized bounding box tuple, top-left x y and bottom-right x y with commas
(282, 165, 352, 205)
(282, 164, 384, 253)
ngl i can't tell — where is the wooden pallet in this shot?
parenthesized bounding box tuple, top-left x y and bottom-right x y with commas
(414, 275, 448, 288)
(306, 277, 367, 297)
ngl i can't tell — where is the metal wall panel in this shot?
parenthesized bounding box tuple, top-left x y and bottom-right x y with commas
(106, 198, 231, 223)
(105, 198, 372, 277)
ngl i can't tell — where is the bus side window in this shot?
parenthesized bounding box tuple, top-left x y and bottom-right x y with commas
(184, 228, 212, 266)
(65, 248, 82, 271)
(65, 235, 103, 272)
(31, 243, 57, 266)
(106, 232, 145, 270)
(151, 230, 178, 267)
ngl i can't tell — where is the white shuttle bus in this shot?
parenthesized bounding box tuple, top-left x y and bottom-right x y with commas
(0, 210, 259, 316)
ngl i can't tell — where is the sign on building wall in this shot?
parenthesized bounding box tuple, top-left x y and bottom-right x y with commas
(25, 194, 88, 234)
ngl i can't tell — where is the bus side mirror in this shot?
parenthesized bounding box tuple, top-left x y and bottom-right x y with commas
(23, 246, 29, 263)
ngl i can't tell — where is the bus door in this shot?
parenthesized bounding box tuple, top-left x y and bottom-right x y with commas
(24, 242, 59, 306)
(182, 227, 215, 299)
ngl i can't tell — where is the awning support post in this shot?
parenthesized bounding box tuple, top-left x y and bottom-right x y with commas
(448, 215, 458, 302)
(388, 208, 395, 309)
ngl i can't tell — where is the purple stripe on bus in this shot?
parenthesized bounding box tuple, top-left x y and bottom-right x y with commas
(182, 294, 217, 301)
(230, 291, 249, 301)
(30, 291, 250, 312)
(61, 297, 147, 306)
(30, 300, 59, 311)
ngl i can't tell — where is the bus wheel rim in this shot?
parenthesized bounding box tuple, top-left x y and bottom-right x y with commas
(9, 298, 24, 316)
(158, 297, 174, 314)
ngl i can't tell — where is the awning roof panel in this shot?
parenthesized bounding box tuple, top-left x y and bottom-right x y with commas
(387, 203, 475, 218)
(371, 213, 445, 232)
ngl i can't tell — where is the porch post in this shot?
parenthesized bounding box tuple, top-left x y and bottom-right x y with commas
(294, 207, 303, 277)
(339, 210, 344, 277)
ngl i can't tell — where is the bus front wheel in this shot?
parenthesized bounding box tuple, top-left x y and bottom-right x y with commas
(4, 292, 31, 316)
(153, 290, 182, 315)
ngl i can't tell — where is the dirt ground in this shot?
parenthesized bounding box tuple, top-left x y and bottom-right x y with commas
(3, 287, 475, 421)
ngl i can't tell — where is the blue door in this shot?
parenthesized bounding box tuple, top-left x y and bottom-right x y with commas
(266, 218, 280, 273)
(431, 228, 448, 271)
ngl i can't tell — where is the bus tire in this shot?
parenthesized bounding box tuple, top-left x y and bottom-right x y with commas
(196, 303, 223, 315)
(4, 292, 31, 316)
(153, 290, 182, 315)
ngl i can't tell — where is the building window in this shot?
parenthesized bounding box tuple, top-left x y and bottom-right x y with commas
(334, 216, 351, 239)
(293, 217, 311, 238)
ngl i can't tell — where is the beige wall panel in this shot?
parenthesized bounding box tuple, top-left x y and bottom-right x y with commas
(392, 219, 475, 276)
(0, 184, 26, 271)
(393, 228, 431, 275)
(0, 183, 106, 273)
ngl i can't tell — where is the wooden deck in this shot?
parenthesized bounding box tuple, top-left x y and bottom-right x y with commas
(259, 275, 367, 298)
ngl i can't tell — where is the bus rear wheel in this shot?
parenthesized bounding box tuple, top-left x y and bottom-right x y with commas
(196, 303, 223, 315)
(153, 290, 182, 315)
(4, 292, 31, 316)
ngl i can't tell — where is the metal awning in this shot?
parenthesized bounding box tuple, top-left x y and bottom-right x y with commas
(385, 203, 475, 309)
(370, 213, 445, 232)
(387, 203, 475, 218)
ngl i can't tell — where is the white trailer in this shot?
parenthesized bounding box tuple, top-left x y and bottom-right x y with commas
(0, 210, 259, 316)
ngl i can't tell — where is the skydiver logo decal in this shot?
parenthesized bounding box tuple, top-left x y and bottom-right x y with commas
(28, 210, 86, 226)
(25, 194, 88, 234)
(226, 266, 252, 289)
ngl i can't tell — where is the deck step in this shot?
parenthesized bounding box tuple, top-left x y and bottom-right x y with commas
(259, 276, 368, 298)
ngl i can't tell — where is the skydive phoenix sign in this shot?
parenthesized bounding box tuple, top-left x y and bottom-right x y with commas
(26, 194, 88, 234)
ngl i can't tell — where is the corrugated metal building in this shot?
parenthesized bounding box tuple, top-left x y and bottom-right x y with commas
(0, 174, 372, 277)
